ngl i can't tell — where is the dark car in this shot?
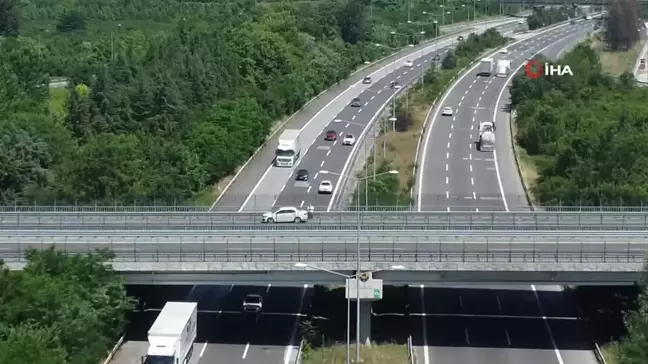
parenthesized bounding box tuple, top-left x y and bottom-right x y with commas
(432, 53, 441, 61)
(457, 35, 464, 41)
(325, 130, 337, 141)
(295, 169, 309, 181)
(390, 81, 400, 89)
(362, 76, 372, 84)
(350, 98, 361, 107)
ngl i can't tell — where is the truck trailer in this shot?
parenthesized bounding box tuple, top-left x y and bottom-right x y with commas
(496, 59, 511, 78)
(477, 58, 494, 76)
(477, 121, 495, 152)
(143, 302, 197, 364)
(275, 129, 302, 167)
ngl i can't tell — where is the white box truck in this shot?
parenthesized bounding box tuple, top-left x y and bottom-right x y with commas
(275, 129, 302, 167)
(143, 302, 197, 364)
(496, 59, 511, 78)
(478, 58, 494, 76)
(477, 121, 495, 152)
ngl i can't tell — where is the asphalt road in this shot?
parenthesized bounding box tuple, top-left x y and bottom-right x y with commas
(236, 20, 522, 213)
(4, 211, 648, 230)
(125, 284, 310, 364)
(417, 20, 597, 212)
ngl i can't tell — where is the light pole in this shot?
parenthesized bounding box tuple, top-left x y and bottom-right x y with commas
(389, 31, 413, 48)
(320, 170, 400, 356)
(293, 263, 405, 364)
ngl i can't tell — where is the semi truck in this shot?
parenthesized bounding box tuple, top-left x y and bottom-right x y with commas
(496, 59, 511, 78)
(275, 129, 302, 167)
(143, 302, 197, 364)
(477, 121, 495, 152)
(477, 58, 494, 76)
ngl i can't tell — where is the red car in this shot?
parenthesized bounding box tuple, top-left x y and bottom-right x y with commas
(325, 130, 337, 141)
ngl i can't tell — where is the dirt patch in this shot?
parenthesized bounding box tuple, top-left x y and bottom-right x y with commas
(590, 34, 646, 76)
(303, 343, 407, 364)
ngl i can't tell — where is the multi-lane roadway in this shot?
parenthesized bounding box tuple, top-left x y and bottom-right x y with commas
(224, 19, 522, 213)
(417, 20, 596, 212)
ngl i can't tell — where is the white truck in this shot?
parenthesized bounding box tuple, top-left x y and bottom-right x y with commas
(143, 302, 197, 364)
(275, 129, 301, 167)
(477, 58, 494, 76)
(496, 59, 511, 78)
(477, 121, 495, 152)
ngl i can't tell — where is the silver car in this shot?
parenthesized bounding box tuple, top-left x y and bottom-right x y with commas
(262, 207, 309, 223)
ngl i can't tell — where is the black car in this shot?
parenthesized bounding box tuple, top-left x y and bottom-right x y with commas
(362, 76, 372, 84)
(457, 35, 464, 41)
(350, 97, 361, 107)
(390, 81, 400, 89)
(295, 169, 309, 181)
(432, 53, 441, 61)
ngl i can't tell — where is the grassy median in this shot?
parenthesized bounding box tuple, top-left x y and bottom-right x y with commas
(302, 343, 408, 364)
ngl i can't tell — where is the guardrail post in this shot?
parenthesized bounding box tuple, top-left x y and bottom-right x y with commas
(202, 238, 206, 262)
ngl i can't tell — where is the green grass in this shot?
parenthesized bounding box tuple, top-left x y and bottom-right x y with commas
(48, 88, 69, 119)
(303, 343, 408, 364)
(601, 343, 619, 364)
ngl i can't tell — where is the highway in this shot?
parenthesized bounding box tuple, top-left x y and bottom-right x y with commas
(232, 19, 522, 213)
(416, 19, 596, 212)
(4, 211, 648, 230)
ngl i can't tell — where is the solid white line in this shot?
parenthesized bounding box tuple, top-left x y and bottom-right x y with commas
(532, 285, 565, 364)
(283, 284, 309, 364)
(199, 342, 208, 357)
(242, 343, 250, 359)
(420, 285, 430, 364)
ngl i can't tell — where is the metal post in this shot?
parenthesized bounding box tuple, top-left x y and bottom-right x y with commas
(347, 281, 351, 364)
(356, 187, 361, 363)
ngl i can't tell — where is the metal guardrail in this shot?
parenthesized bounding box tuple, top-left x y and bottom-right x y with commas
(407, 336, 418, 364)
(295, 339, 305, 364)
(1, 232, 647, 264)
(3, 211, 648, 230)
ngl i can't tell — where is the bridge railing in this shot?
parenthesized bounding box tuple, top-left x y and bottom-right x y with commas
(2, 211, 648, 230)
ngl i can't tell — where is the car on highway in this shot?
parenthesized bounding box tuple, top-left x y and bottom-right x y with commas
(262, 207, 309, 223)
(390, 81, 401, 89)
(432, 53, 441, 61)
(457, 35, 464, 41)
(404, 60, 413, 67)
(350, 97, 362, 107)
(518, 19, 524, 24)
(318, 180, 333, 194)
(363, 76, 372, 84)
(441, 106, 453, 116)
(325, 130, 337, 141)
(500, 48, 509, 54)
(242, 294, 263, 313)
(295, 169, 309, 181)
(343, 134, 356, 146)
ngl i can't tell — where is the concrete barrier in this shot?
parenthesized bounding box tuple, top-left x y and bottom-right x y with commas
(101, 334, 126, 364)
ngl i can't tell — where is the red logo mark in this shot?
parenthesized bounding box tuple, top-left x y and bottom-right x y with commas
(525, 59, 544, 79)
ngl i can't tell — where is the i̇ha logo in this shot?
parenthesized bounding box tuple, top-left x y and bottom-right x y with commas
(525, 59, 573, 78)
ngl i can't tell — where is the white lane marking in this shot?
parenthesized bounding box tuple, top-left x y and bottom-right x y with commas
(307, 186, 312, 193)
(532, 285, 565, 364)
(445, 191, 449, 198)
(445, 164, 449, 170)
(314, 173, 319, 179)
(448, 133, 452, 139)
(445, 176, 449, 184)
(352, 115, 356, 120)
(421, 286, 430, 364)
(377, 90, 381, 95)
(242, 343, 250, 359)
(471, 177, 474, 185)
(364, 102, 369, 106)
(281, 184, 286, 192)
(300, 200, 304, 208)
(397, 75, 401, 79)
(326, 150, 331, 156)
(320, 161, 325, 167)
(371, 95, 375, 100)
(447, 142, 450, 148)
(450, 124, 454, 130)
(333, 140, 337, 146)
(472, 191, 476, 199)
(469, 165, 473, 173)
(446, 152, 449, 159)
(283, 284, 309, 364)
(199, 342, 208, 357)
(358, 108, 363, 113)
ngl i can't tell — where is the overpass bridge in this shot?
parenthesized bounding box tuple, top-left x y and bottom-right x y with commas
(1, 230, 645, 285)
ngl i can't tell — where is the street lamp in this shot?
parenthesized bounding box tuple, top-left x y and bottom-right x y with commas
(293, 263, 406, 364)
(389, 31, 413, 48)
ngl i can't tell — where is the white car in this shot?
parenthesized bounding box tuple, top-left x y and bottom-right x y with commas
(343, 134, 356, 146)
(318, 180, 333, 194)
(404, 60, 413, 67)
(242, 294, 263, 313)
(262, 207, 308, 223)
(500, 48, 509, 54)
(518, 19, 524, 24)
(441, 106, 453, 116)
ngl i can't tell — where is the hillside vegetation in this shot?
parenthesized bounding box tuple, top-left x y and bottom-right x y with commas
(509, 0, 648, 207)
(0, 0, 517, 206)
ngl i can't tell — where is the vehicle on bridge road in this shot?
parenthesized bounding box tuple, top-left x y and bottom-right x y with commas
(262, 207, 309, 223)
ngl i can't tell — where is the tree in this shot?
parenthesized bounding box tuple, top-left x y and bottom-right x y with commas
(0, 0, 19, 37)
(442, 50, 456, 69)
(605, 0, 641, 51)
(57, 10, 86, 33)
(0, 324, 67, 364)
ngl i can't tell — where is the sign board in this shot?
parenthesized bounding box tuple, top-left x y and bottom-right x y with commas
(345, 278, 383, 301)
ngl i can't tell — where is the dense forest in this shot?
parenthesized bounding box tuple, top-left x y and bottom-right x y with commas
(510, 0, 648, 206)
(0, 0, 517, 206)
(0, 249, 133, 364)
